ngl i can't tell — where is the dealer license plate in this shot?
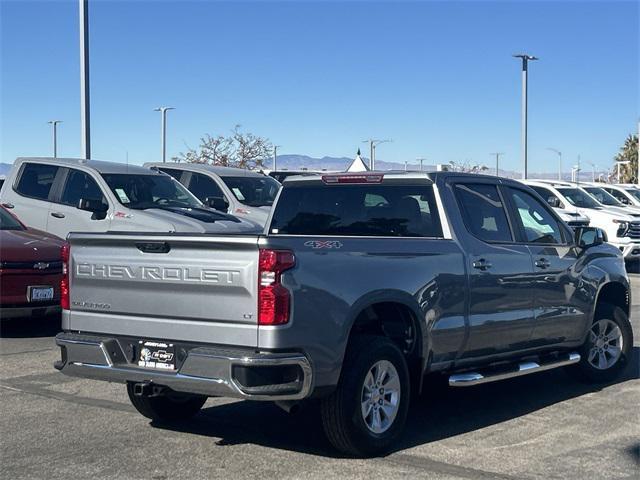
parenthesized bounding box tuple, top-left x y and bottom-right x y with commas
(138, 341, 176, 370)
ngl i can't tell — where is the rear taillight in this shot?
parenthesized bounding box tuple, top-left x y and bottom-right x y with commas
(60, 243, 70, 310)
(258, 249, 295, 325)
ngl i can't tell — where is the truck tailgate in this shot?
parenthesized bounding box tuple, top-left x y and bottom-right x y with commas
(65, 233, 260, 346)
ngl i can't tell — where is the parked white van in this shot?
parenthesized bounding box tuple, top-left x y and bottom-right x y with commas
(0, 158, 261, 239)
(144, 163, 281, 226)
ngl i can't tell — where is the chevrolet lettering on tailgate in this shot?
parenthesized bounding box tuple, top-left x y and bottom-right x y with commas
(76, 263, 241, 284)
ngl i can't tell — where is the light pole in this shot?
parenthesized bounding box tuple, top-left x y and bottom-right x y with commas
(490, 152, 504, 176)
(273, 145, 281, 171)
(547, 148, 562, 180)
(154, 107, 174, 162)
(79, 0, 91, 159)
(616, 160, 630, 183)
(571, 165, 581, 183)
(513, 54, 538, 179)
(362, 139, 392, 170)
(48, 120, 62, 158)
(416, 157, 426, 171)
(590, 163, 597, 182)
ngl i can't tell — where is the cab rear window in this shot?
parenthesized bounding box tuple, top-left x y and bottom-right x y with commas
(15, 163, 58, 200)
(270, 184, 443, 237)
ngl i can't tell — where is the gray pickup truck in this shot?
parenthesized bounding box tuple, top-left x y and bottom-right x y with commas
(55, 171, 634, 456)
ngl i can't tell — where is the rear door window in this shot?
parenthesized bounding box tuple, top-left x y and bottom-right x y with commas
(270, 184, 442, 237)
(454, 183, 513, 243)
(15, 163, 59, 201)
(60, 169, 107, 207)
(187, 173, 225, 202)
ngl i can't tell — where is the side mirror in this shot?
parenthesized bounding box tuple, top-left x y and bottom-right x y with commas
(77, 198, 108, 220)
(575, 226, 606, 249)
(206, 196, 229, 212)
(547, 196, 561, 208)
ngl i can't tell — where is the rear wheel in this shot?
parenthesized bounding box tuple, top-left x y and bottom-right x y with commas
(320, 335, 410, 457)
(570, 303, 633, 383)
(126, 383, 207, 422)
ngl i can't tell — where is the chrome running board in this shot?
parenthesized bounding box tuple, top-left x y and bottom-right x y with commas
(448, 352, 581, 387)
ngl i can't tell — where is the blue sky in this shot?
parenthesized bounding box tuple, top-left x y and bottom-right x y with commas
(1, 0, 638, 173)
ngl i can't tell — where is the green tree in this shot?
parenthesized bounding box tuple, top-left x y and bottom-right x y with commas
(614, 133, 638, 183)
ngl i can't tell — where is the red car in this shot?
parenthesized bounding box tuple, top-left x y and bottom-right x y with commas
(0, 207, 65, 320)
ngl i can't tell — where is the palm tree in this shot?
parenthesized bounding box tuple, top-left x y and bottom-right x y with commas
(614, 134, 638, 183)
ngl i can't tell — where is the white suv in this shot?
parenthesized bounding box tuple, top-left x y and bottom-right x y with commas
(0, 157, 260, 239)
(522, 179, 640, 260)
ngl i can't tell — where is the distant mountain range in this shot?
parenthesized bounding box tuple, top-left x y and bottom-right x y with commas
(268, 155, 607, 181)
(0, 157, 608, 182)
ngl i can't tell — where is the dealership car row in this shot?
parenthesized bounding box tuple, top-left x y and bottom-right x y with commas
(0, 155, 639, 321)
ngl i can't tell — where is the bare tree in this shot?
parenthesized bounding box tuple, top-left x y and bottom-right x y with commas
(173, 126, 272, 169)
(231, 125, 273, 169)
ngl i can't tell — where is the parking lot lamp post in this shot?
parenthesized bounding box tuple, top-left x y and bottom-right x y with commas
(154, 107, 174, 163)
(490, 152, 504, 176)
(513, 54, 538, 179)
(616, 160, 630, 183)
(48, 120, 62, 158)
(79, 0, 90, 159)
(416, 157, 426, 171)
(273, 145, 281, 171)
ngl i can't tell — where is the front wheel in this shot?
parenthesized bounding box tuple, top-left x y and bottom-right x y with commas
(126, 383, 207, 422)
(320, 335, 410, 457)
(570, 303, 633, 383)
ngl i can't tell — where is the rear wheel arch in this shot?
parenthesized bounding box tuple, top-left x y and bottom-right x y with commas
(342, 297, 426, 393)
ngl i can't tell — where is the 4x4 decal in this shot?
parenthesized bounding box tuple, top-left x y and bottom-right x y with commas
(304, 240, 343, 249)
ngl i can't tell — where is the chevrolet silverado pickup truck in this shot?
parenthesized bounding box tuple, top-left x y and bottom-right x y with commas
(54, 171, 634, 457)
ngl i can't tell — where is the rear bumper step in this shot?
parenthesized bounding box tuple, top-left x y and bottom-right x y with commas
(448, 352, 581, 387)
(54, 332, 313, 401)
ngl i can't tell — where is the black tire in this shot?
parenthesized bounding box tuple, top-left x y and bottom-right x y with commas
(320, 335, 410, 457)
(569, 302, 633, 383)
(126, 383, 207, 422)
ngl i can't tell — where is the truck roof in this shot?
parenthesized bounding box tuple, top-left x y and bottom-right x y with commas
(144, 162, 267, 178)
(281, 170, 521, 185)
(14, 157, 162, 176)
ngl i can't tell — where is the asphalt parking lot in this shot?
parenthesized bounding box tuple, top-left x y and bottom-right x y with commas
(1, 277, 638, 480)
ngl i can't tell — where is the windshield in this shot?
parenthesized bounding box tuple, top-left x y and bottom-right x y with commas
(627, 189, 640, 202)
(583, 187, 622, 206)
(0, 208, 24, 230)
(221, 176, 280, 207)
(101, 174, 202, 210)
(557, 188, 600, 208)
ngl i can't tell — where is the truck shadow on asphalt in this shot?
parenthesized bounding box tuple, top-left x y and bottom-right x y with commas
(152, 346, 639, 458)
(0, 315, 61, 338)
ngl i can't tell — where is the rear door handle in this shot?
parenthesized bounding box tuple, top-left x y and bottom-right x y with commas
(535, 258, 550, 269)
(1, 203, 14, 209)
(472, 259, 492, 271)
(50, 212, 65, 219)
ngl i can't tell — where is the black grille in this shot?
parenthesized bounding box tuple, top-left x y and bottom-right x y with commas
(626, 222, 640, 239)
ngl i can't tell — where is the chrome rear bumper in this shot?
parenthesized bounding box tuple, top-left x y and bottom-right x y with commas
(54, 332, 313, 401)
